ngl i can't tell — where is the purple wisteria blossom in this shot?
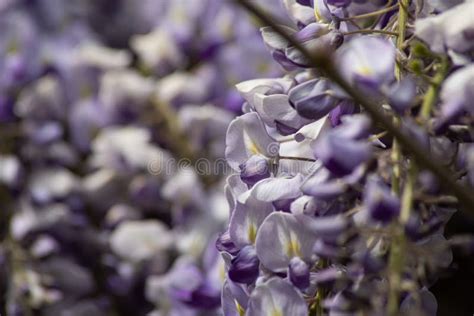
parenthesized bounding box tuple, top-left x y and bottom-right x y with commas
(2, 0, 474, 315)
(217, 0, 474, 315)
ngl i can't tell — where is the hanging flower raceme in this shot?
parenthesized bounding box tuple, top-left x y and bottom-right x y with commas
(217, 0, 474, 315)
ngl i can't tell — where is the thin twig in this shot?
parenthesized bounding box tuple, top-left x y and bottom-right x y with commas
(343, 29, 398, 36)
(340, 4, 399, 21)
(279, 156, 317, 162)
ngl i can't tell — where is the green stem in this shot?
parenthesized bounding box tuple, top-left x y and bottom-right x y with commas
(387, 161, 416, 316)
(279, 156, 316, 162)
(308, 291, 324, 316)
(391, 120, 402, 195)
(343, 29, 398, 36)
(340, 4, 399, 21)
(395, 0, 409, 80)
(420, 57, 449, 119)
(386, 229, 405, 316)
(400, 162, 417, 223)
(308, 259, 328, 316)
(387, 1, 413, 313)
(391, 0, 409, 194)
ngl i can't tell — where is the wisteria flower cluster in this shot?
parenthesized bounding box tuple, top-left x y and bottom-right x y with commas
(218, 0, 474, 315)
(0, 1, 285, 315)
(1, 0, 473, 315)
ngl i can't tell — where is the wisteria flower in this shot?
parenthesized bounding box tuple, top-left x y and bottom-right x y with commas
(246, 277, 308, 316)
(337, 36, 396, 89)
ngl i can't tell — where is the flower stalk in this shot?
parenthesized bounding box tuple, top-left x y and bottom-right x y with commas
(420, 56, 449, 119)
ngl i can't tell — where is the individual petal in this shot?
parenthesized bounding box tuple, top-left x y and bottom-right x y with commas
(225, 112, 279, 171)
(254, 93, 310, 129)
(239, 155, 271, 186)
(311, 267, 347, 290)
(236, 78, 295, 104)
(363, 176, 400, 224)
(328, 100, 357, 127)
(241, 174, 305, 203)
(337, 36, 396, 87)
(387, 77, 417, 114)
(255, 212, 316, 272)
(286, 30, 344, 66)
(288, 257, 310, 290)
(295, 214, 351, 244)
(216, 230, 240, 255)
(225, 174, 248, 216)
(312, 133, 371, 177)
(289, 79, 342, 120)
(301, 166, 348, 200)
(229, 196, 274, 247)
(246, 278, 308, 316)
(228, 245, 260, 285)
(260, 26, 294, 50)
(294, 116, 331, 143)
(333, 114, 371, 140)
(221, 279, 249, 316)
(290, 195, 321, 216)
(283, 0, 317, 25)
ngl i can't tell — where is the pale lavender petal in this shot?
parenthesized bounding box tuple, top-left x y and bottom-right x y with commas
(229, 196, 274, 248)
(225, 112, 279, 171)
(255, 212, 316, 272)
(242, 174, 305, 203)
(246, 278, 307, 316)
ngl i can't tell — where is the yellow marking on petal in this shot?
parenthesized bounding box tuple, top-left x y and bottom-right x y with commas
(358, 66, 374, 76)
(235, 300, 246, 316)
(314, 5, 322, 22)
(314, 4, 329, 23)
(219, 263, 226, 282)
(286, 237, 302, 258)
(257, 62, 270, 74)
(248, 224, 257, 244)
(7, 39, 18, 54)
(244, 131, 261, 155)
(271, 308, 283, 316)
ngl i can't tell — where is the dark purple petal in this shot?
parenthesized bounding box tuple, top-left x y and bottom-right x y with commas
(175, 282, 221, 310)
(363, 176, 400, 224)
(216, 230, 240, 255)
(289, 79, 341, 120)
(313, 134, 371, 177)
(239, 155, 271, 186)
(329, 100, 357, 127)
(289, 257, 310, 290)
(228, 245, 260, 285)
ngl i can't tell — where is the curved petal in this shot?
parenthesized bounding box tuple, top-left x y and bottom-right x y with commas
(255, 212, 316, 272)
(246, 278, 307, 316)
